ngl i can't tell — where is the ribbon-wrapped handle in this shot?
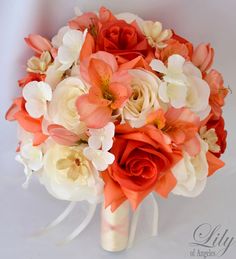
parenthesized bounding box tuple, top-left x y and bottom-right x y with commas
(100, 201, 130, 252)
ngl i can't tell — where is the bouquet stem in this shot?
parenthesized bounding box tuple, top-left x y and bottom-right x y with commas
(100, 201, 130, 252)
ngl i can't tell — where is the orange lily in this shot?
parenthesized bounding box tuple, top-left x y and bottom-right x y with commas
(76, 52, 132, 128)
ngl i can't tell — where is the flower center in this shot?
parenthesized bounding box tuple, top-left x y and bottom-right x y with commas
(200, 126, 220, 153)
(56, 150, 89, 183)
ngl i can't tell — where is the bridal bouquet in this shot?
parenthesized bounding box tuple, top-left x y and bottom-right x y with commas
(6, 6, 228, 251)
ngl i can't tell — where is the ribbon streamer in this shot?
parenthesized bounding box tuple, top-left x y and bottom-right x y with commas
(127, 205, 141, 248)
(60, 203, 97, 245)
(33, 201, 77, 236)
(151, 193, 159, 237)
(127, 193, 159, 249)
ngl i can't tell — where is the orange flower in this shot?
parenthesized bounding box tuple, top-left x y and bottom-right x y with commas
(156, 32, 193, 63)
(147, 108, 201, 156)
(204, 69, 228, 119)
(18, 72, 46, 87)
(76, 52, 132, 128)
(97, 19, 150, 64)
(102, 123, 182, 211)
(5, 97, 47, 146)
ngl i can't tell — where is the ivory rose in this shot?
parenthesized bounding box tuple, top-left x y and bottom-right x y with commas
(172, 137, 209, 197)
(48, 77, 88, 134)
(41, 143, 103, 203)
(121, 69, 161, 127)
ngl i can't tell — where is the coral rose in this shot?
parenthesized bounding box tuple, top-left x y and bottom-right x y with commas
(97, 20, 149, 63)
(102, 123, 182, 211)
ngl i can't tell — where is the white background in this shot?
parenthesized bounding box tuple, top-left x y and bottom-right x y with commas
(0, 0, 236, 258)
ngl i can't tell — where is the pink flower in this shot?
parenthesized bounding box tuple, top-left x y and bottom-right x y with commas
(192, 43, 214, 72)
(76, 51, 132, 128)
(25, 34, 52, 55)
(48, 124, 81, 146)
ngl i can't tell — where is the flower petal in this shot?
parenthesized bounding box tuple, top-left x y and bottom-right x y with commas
(76, 95, 112, 128)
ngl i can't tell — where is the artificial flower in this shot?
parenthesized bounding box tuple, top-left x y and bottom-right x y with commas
(121, 69, 161, 127)
(141, 20, 172, 49)
(57, 29, 87, 70)
(147, 107, 201, 156)
(25, 34, 52, 55)
(172, 137, 209, 197)
(192, 43, 214, 72)
(204, 69, 228, 119)
(18, 72, 46, 87)
(41, 143, 103, 203)
(69, 12, 99, 36)
(88, 122, 115, 151)
(48, 77, 87, 134)
(47, 124, 81, 146)
(83, 147, 115, 171)
(76, 51, 132, 128)
(150, 54, 188, 108)
(27, 51, 52, 74)
(102, 123, 182, 211)
(5, 97, 48, 145)
(204, 116, 227, 158)
(16, 140, 44, 188)
(199, 126, 220, 153)
(157, 34, 193, 63)
(97, 19, 150, 63)
(22, 81, 52, 119)
(151, 54, 211, 119)
(45, 58, 65, 89)
(51, 26, 70, 48)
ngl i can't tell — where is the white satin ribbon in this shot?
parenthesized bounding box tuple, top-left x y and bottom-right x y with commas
(127, 193, 159, 249)
(127, 205, 141, 248)
(151, 193, 159, 237)
(33, 201, 77, 236)
(59, 203, 97, 245)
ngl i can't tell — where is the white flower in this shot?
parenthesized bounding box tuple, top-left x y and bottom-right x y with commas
(41, 143, 103, 203)
(45, 58, 65, 89)
(83, 147, 115, 171)
(16, 141, 44, 188)
(141, 21, 172, 48)
(88, 122, 115, 151)
(22, 81, 52, 118)
(150, 54, 210, 119)
(57, 29, 87, 71)
(51, 26, 70, 48)
(116, 12, 143, 25)
(200, 126, 220, 153)
(122, 69, 161, 127)
(171, 137, 209, 197)
(48, 77, 88, 134)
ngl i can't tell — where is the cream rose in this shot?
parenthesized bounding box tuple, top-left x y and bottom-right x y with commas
(121, 69, 161, 128)
(48, 77, 87, 134)
(40, 143, 103, 203)
(171, 137, 209, 197)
